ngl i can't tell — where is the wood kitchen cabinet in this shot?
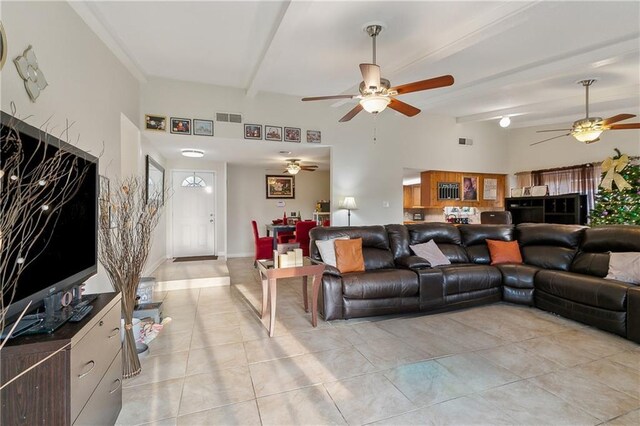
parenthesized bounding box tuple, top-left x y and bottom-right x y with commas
(420, 171, 506, 208)
(403, 184, 423, 208)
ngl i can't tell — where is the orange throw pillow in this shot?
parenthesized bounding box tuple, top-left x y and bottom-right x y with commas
(335, 238, 365, 273)
(486, 239, 523, 265)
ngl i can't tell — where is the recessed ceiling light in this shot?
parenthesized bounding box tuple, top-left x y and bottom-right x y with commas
(499, 116, 511, 128)
(181, 149, 204, 158)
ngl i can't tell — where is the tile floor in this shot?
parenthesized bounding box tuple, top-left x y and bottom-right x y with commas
(116, 257, 640, 425)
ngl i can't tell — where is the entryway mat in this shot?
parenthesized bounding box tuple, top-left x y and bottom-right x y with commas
(173, 255, 218, 262)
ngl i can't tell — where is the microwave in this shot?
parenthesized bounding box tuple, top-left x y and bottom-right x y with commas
(413, 213, 423, 220)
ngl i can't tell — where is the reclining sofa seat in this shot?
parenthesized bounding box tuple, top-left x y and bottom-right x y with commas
(309, 226, 420, 320)
(393, 223, 504, 312)
(534, 225, 640, 338)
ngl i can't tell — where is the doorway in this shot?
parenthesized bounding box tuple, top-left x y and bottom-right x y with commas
(171, 170, 216, 257)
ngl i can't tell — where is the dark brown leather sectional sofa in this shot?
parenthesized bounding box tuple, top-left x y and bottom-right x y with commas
(309, 223, 640, 343)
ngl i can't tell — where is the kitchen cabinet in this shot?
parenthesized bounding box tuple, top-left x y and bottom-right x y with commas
(420, 171, 506, 208)
(403, 184, 423, 208)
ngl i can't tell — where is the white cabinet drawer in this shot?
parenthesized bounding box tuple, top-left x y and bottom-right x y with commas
(74, 350, 122, 426)
(70, 301, 121, 422)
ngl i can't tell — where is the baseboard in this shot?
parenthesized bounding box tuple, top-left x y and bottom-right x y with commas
(227, 252, 253, 258)
(155, 276, 230, 291)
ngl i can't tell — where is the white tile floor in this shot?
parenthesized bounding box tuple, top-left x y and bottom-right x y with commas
(116, 257, 640, 425)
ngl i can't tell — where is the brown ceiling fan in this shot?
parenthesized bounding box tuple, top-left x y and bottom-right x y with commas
(283, 159, 317, 175)
(301, 24, 454, 122)
(531, 79, 640, 146)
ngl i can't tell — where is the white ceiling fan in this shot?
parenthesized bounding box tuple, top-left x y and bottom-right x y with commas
(283, 159, 318, 175)
(301, 24, 455, 122)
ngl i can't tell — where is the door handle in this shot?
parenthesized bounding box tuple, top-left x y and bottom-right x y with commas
(78, 360, 96, 379)
(109, 327, 120, 338)
(109, 378, 122, 394)
(209, 219, 214, 223)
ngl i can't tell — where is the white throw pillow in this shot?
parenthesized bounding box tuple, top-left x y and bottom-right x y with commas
(315, 237, 349, 267)
(410, 239, 451, 267)
(605, 252, 640, 284)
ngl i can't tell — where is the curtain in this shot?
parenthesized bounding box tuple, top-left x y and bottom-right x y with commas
(531, 163, 601, 212)
(515, 172, 533, 189)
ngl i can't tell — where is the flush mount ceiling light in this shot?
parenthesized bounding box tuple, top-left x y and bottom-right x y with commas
(181, 149, 204, 158)
(499, 116, 511, 128)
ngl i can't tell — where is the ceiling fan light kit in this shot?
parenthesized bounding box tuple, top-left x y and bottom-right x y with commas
(301, 24, 454, 122)
(283, 158, 317, 175)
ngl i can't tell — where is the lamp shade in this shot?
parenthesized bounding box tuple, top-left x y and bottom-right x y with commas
(359, 96, 390, 114)
(341, 196, 357, 210)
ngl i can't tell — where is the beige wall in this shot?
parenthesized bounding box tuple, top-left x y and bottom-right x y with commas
(227, 167, 330, 257)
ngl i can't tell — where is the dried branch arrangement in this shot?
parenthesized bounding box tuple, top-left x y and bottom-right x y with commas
(98, 177, 163, 378)
(0, 114, 90, 338)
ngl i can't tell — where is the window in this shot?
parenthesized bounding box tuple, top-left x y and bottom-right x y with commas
(181, 174, 206, 187)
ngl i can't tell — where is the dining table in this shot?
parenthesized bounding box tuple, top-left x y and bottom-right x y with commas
(265, 223, 296, 249)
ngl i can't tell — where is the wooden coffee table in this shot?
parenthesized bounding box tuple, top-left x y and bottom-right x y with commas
(255, 257, 325, 337)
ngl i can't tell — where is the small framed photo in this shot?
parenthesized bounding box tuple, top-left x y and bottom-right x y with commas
(265, 125, 282, 141)
(145, 114, 166, 132)
(531, 185, 549, 197)
(193, 119, 213, 136)
(307, 130, 321, 143)
(170, 117, 191, 135)
(510, 188, 523, 198)
(245, 124, 262, 140)
(522, 186, 532, 197)
(284, 127, 301, 143)
(266, 175, 295, 199)
(462, 176, 478, 201)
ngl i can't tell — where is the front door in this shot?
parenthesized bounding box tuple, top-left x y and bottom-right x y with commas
(171, 171, 215, 257)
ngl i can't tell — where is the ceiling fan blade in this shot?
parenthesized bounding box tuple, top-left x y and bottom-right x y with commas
(530, 133, 571, 146)
(300, 167, 317, 171)
(391, 75, 454, 96)
(388, 98, 421, 117)
(608, 123, 640, 130)
(300, 165, 318, 169)
(536, 129, 572, 133)
(360, 63, 381, 91)
(339, 104, 363, 122)
(302, 94, 355, 101)
(602, 113, 636, 126)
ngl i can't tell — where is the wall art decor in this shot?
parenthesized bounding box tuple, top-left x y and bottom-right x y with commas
(193, 119, 214, 136)
(245, 124, 262, 140)
(14, 45, 48, 102)
(145, 114, 166, 131)
(146, 155, 165, 205)
(170, 117, 191, 135)
(0, 21, 7, 70)
(483, 178, 497, 200)
(462, 176, 478, 201)
(510, 188, 523, 198)
(284, 127, 301, 143)
(307, 130, 321, 143)
(266, 174, 295, 199)
(265, 125, 283, 141)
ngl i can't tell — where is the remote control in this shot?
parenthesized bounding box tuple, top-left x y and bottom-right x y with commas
(68, 305, 93, 323)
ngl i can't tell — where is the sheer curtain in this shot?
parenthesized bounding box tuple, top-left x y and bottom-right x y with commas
(531, 163, 601, 212)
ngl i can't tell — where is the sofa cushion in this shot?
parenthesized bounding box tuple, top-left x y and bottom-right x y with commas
(315, 237, 349, 267)
(605, 252, 640, 284)
(459, 224, 514, 264)
(497, 264, 540, 289)
(342, 269, 419, 299)
(571, 225, 640, 277)
(410, 240, 450, 266)
(310, 226, 395, 270)
(335, 238, 365, 273)
(407, 223, 469, 264)
(517, 223, 586, 271)
(487, 239, 523, 265)
(439, 264, 502, 295)
(535, 270, 634, 311)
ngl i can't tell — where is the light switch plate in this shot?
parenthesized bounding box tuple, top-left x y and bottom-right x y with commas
(382, 201, 390, 208)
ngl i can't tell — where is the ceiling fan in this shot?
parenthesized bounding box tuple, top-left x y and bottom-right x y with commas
(531, 79, 639, 146)
(301, 24, 454, 122)
(284, 159, 317, 175)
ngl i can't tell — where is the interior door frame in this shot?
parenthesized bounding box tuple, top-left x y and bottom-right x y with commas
(169, 168, 217, 258)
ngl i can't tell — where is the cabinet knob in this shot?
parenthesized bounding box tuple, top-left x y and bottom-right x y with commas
(99, 320, 104, 326)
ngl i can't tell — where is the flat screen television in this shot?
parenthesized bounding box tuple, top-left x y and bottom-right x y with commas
(1, 111, 98, 325)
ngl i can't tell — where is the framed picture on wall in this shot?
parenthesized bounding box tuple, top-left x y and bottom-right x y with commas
(193, 119, 214, 136)
(462, 176, 478, 201)
(145, 114, 166, 132)
(483, 178, 497, 200)
(307, 130, 321, 143)
(265, 125, 282, 141)
(266, 175, 295, 199)
(284, 127, 301, 142)
(170, 117, 191, 134)
(244, 124, 262, 140)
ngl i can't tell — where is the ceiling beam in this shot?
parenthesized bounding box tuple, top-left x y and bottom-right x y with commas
(245, 1, 292, 98)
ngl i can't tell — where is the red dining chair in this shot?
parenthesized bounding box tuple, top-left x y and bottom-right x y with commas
(284, 220, 317, 257)
(252, 220, 273, 264)
(322, 219, 330, 227)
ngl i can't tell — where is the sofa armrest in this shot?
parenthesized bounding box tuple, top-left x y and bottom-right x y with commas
(309, 258, 342, 277)
(627, 285, 640, 344)
(396, 255, 431, 269)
